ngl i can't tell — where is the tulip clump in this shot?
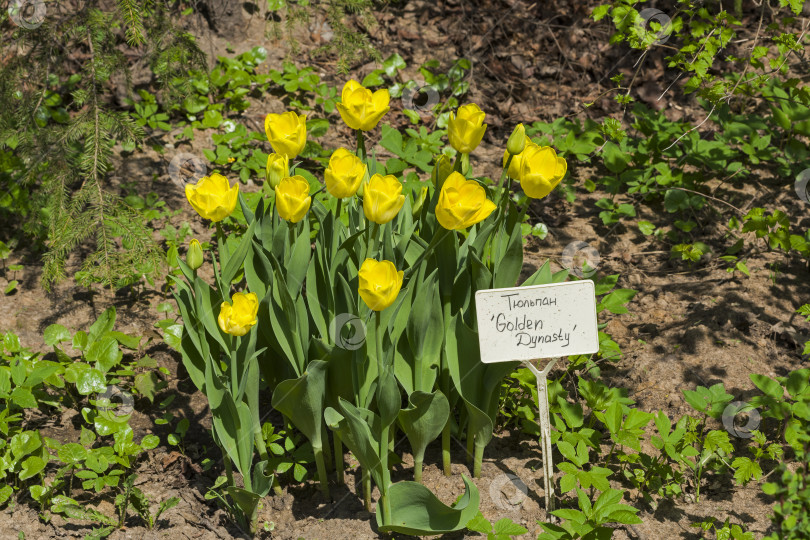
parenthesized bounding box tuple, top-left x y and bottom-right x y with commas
(175, 81, 571, 537)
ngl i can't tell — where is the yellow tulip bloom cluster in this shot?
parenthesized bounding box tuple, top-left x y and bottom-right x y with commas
(503, 141, 568, 199)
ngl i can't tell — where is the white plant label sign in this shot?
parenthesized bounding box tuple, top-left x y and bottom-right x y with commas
(475, 280, 599, 363)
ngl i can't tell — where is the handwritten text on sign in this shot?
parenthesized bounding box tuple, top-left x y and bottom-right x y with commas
(475, 280, 599, 363)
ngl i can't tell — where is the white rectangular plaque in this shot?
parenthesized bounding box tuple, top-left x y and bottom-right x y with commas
(475, 280, 599, 363)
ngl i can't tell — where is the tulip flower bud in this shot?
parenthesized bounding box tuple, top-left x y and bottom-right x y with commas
(507, 123, 526, 156)
(265, 153, 289, 190)
(431, 154, 453, 189)
(460, 152, 471, 176)
(412, 186, 429, 218)
(187, 239, 203, 270)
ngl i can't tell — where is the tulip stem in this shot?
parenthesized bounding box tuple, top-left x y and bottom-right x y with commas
(287, 221, 296, 252)
(356, 130, 366, 162)
(440, 289, 453, 477)
(497, 153, 514, 192)
(365, 223, 379, 261)
(375, 310, 392, 525)
(362, 467, 372, 511)
(334, 432, 344, 485)
(473, 442, 485, 478)
(332, 197, 343, 257)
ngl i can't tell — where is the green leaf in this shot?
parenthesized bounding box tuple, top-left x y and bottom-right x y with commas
(86, 336, 123, 373)
(75, 368, 107, 395)
(398, 391, 449, 469)
(19, 455, 46, 480)
(377, 475, 480, 534)
(43, 324, 71, 346)
(637, 220, 656, 235)
(141, 434, 160, 450)
(87, 307, 116, 346)
(732, 457, 762, 485)
(493, 517, 528, 535)
(58, 443, 87, 465)
(134, 372, 160, 403)
(749, 374, 783, 399)
(466, 512, 491, 534)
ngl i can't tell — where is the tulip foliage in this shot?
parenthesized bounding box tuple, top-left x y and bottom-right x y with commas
(173, 80, 575, 535)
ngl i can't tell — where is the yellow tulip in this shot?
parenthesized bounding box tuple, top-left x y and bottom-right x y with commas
(503, 140, 538, 179)
(519, 145, 567, 200)
(337, 80, 390, 131)
(265, 153, 289, 189)
(435, 172, 496, 230)
(218, 292, 259, 337)
(185, 173, 238, 222)
(275, 175, 312, 223)
(358, 259, 403, 312)
(363, 174, 405, 225)
(447, 103, 487, 154)
(264, 111, 307, 159)
(325, 148, 367, 199)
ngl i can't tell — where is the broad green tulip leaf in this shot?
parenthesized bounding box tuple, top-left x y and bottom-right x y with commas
(225, 486, 261, 527)
(469, 249, 493, 295)
(376, 475, 480, 534)
(221, 218, 258, 287)
(213, 399, 255, 483)
(324, 345, 359, 410)
(295, 294, 310, 362)
(376, 365, 400, 429)
(243, 243, 271, 300)
(285, 218, 311, 298)
(272, 360, 329, 459)
(446, 317, 518, 455)
(404, 270, 442, 393)
(192, 276, 228, 353)
(305, 256, 329, 341)
(451, 264, 472, 314)
(521, 260, 569, 286)
(238, 191, 257, 225)
(326, 398, 383, 488)
(397, 391, 449, 465)
(492, 208, 524, 289)
(251, 459, 274, 497)
(173, 288, 208, 392)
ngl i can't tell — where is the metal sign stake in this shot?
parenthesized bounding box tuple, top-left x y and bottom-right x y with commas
(521, 357, 559, 514)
